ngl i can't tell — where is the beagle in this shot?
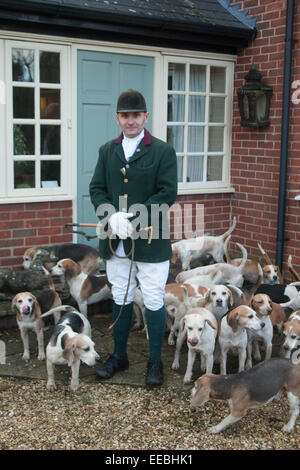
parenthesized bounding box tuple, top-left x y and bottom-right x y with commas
(50, 258, 112, 316)
(282, 311, 300, 358)
(246, 294, 276, 369)
(257, 243, 283, 284)
(164, 284, 192, 348)
(190, 358, 300, 434)
(191, 285, 234, 322)
(218, 305, 265, 375)
(171, 217, 236, 271)
(180, 309, 217, 384)
(23, 243, 101, 275)
(42, 305, 100, 392)
(11, 281, 61, 361)
(12, 292, 45, 361)
(175, 238, 247, 288)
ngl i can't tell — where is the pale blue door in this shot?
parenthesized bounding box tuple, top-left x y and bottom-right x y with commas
(77, 50, 154, 247)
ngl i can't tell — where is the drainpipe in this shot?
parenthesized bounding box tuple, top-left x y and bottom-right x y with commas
(275, 0, 295, 270)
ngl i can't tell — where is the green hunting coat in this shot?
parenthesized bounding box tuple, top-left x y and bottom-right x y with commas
(89, 129, 177, 262)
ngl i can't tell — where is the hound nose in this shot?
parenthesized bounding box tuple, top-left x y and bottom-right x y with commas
(273, 275, 278, 281)
(260, 322, 265, 328)
(188, 339, 198, 347)
(216, 299, 222, 305)
(284, 345, 290, 351)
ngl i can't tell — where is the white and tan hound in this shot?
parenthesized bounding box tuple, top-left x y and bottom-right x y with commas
(218, 305, 264, 375)
(42, 305, 100, 392)
(51, 258, 112, 316)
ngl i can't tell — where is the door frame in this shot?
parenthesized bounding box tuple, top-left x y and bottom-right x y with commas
(71, 43, 163, 242)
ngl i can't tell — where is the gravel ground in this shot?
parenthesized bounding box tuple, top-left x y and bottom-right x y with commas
(0, 376, 299, 451)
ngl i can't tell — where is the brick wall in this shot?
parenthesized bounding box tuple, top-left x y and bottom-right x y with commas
(229, 0, 300, 281)
(0, 201, 73, 270)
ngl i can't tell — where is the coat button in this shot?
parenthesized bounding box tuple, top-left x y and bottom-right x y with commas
(126, 164, 130, 168)
(124, 194, 128, 198)
(124, 178, 128, 183)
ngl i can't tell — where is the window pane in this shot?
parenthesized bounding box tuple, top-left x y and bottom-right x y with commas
(187, 126, 204, 152)
(41, 160, 61, 187)
(14, 161, 35, 188)
(14, 125, 35, 155)
(177, 156, 183, 183)
(207, 155, 223, 181)
(167, 126, 184, 153)
(189, 65, 206, 92)
(209, 97, 225, 122)
(188, 96, 205, 122)
(41, 125, 61, 155)
(210, 67, 226, 93)
(187, 156, 203, 182)
(208, 127, 224, 152)
(168, 94, 185, 121)
(13, 87, 34, 118)
(39, 51, 60, 83)
(168, 63, 185, 91)
(40, 89, 60, 119)
(12, 48, 34, 82)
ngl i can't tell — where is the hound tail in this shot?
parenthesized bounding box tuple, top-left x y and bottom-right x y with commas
(257, 243, 273, 265)
(236, 241, 248, 272)
(280, 295, 300, 310)
(288, 256, 300, 282)
(41, 305, 75, 318)
(220, 216, 237, 240)
(224, 236, 248, 273)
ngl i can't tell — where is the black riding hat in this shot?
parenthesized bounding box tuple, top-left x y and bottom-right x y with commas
(116, 89, 147, 113)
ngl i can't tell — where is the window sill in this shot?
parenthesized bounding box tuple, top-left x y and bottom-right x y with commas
(177, 186, 235, 196)
(0, 194, 74, 205)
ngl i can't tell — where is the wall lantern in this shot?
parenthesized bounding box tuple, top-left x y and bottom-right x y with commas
(237, 64, 273, 128)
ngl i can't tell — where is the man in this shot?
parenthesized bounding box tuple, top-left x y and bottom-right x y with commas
(89, 89, 177, 386)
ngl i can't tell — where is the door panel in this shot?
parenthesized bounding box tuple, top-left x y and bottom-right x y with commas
(77, 50, 154, 247)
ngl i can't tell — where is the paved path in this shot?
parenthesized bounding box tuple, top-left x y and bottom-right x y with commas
(0, 314, 203, 391)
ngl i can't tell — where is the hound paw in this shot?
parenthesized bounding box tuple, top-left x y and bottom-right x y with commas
(38, 353, 45, 361)
(70, 381, 79, 392)
(282, 424, 294, 433)
(22, 353, 30, 361)
(208, 426, 221, 434)
(183, 376, 192, 384)
(171, 361, 179, 370)
(168, 339, 175, 346)
(46, 382, 56, 392)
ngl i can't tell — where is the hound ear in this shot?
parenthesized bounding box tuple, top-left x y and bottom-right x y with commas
(63, 339, 76, 367)
(203, 289, 211, 304)
(227, 290, 234, 308)
(248, 296, 254, 308)
(205, 319, 216, 330)
(227, 311, 239, 332)
(11, 296, 17, 312)
(180, 316, 186, 331)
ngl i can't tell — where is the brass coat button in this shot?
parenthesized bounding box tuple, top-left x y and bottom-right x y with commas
(124, 178, 128, 183)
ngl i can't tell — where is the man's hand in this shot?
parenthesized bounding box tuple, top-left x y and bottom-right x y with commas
(109, 212, 134, 239)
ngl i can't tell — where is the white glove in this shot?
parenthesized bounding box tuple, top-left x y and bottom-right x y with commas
(109, 212, 134, 239)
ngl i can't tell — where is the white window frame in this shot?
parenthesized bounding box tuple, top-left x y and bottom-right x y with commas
(5, 40, 72, 200)
(163, 55, 234, 194)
